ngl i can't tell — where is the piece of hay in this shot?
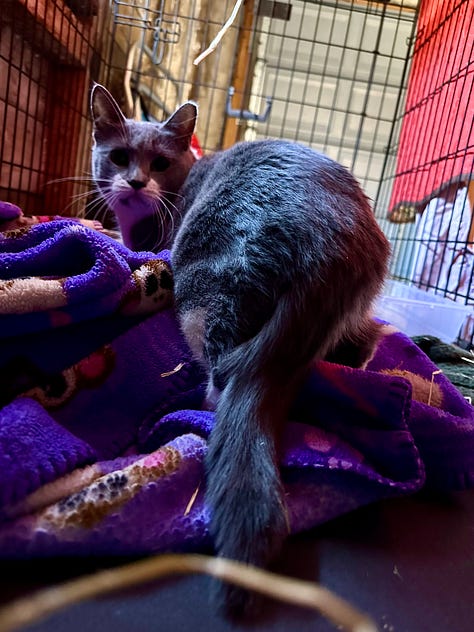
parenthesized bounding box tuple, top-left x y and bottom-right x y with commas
(0, 554, 378, 632)
(193, 0, 244, 66)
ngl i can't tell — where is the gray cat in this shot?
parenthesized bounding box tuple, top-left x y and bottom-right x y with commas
(91, 84, 197, 252)
(91, 84, 390, 616)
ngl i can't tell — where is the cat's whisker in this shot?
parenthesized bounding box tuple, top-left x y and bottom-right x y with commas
(159, 190, 183, 214)
(102, 192, 121, 217)
(85, 196, 111, 224)
(160, 195, 177, 225)
(46, 176, 112, 217)
(45, 175, 99, 186)
(159, 197, 178, 220)
(160, 189, 185, 202)
(61, 198, 89, 216)
(67, 189, 97, 204)
(87, 189, 116, 224)
(56, 187, 100, 216)
(152, 195, 176, 251)
(150, 199, 167, 251)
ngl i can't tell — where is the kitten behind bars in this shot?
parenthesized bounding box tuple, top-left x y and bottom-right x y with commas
(91, 85, 390, 617)
(90, 84, 197, 252)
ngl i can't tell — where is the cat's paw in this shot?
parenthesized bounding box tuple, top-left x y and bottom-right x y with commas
(120, 260, 173, 315)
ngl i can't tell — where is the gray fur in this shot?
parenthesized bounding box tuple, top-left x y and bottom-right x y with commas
(171, 141, 390, 615)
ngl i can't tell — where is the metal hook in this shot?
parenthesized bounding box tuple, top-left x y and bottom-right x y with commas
(225, 87, 272, 122)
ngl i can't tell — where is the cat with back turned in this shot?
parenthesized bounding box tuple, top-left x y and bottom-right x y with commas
(91, 84, 390, 617)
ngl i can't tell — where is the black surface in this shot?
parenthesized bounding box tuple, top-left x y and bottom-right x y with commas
(2, 489, 473, 631)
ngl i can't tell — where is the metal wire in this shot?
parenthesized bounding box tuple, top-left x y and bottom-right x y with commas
(0, 0, 104, 215)
(377, 0, 474, 347)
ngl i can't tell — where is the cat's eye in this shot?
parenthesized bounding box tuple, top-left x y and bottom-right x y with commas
(109, 148, 130, 167)
(151, 155, 170, 172)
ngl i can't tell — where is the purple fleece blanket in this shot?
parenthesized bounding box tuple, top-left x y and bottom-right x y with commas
(0, 219, 473, 558)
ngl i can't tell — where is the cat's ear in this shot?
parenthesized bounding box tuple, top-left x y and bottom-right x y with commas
(90, 83, 127, 142)
(162, 102, 197, 151)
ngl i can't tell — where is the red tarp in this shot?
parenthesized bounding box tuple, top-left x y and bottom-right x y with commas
(388, 0, 474, 222)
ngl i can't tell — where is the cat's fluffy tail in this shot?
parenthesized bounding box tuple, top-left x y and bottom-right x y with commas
(205, 283, 335, 617)
(205, 372, 292, 616)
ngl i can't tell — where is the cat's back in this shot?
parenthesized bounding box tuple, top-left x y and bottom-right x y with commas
(180, 139, 372, 228)
(175, 138, 380, 263)
(185, 139, 357, 196)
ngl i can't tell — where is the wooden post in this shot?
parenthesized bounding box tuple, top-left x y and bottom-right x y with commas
(221, 0, 257, 149)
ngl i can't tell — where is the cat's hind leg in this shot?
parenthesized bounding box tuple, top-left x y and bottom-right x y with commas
(325, 317, 383, 368)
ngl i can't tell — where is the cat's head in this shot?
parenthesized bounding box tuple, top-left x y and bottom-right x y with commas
(90, 84, 197, 252)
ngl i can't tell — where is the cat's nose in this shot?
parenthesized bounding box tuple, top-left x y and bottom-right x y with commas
(128, 179, 146, 190)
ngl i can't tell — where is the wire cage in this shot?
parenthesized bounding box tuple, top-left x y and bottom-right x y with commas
(101, 0, 418, 203)
(376, 0, 474, 348)
(0, 0, 111, 215)
(1, 0, 474, 346)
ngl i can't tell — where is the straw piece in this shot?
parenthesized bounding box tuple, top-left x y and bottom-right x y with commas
(184, 484, 201, 515)
(0, 554, 378, 632)
(428, 369, 442, 406)
(160, 362, 185, 378)
(193, 0, 244, 66)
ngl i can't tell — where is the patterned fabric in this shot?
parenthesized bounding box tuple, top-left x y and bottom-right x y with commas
(0, 219, 473, 558)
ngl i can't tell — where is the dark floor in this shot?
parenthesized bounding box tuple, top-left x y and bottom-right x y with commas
(1, 488, 473, 632)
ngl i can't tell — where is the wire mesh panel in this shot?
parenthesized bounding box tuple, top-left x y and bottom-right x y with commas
(1, 1, 418, 217)
(0, 0, 110, 216)
(242, 0, 418, 203)
(102, 0, 245, 154)
(377, 0, 474, 347)
(101, 1, 419, 182)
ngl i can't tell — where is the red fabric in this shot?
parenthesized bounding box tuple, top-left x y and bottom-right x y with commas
(388, 0, 474, 219)
(190, 134, 203, 160)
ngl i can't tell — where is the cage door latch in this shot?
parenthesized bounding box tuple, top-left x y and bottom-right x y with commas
(226, 87, 272, 122)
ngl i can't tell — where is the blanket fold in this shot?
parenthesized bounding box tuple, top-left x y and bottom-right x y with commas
(0, 219, 473, 559)
(0, 220, 173, 337)
(0, 397, 96, 512)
